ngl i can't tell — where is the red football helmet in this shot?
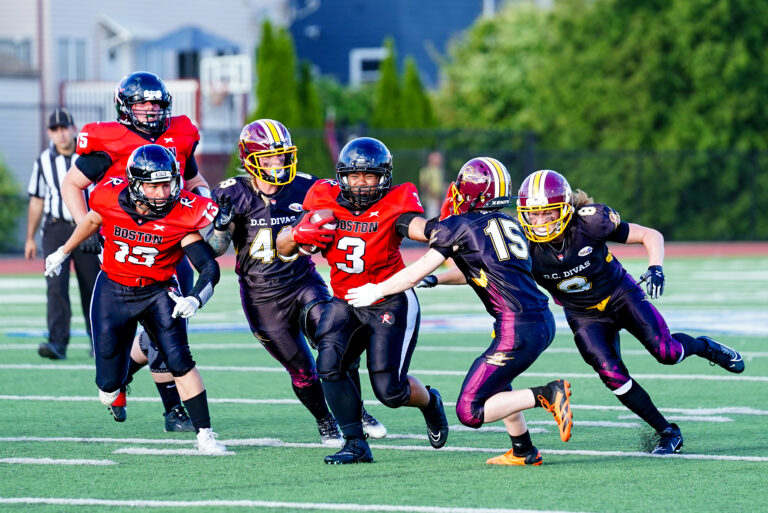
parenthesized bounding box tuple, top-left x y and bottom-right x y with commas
(238, 119, 297, 185)
(449, 157, 512, 215)
(516, 170, 573, 242)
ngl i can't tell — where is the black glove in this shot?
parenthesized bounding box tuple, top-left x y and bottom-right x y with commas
(639, 265, 665, 299)
(214, 195, 233, 231)
(416, 275, 438, 288)
(78, 233, 102, 254)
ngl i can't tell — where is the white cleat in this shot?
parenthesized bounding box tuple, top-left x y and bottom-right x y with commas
(196, 428, 228, 454)
(362, 407, 387, 439)
(98, 388, 120, 406)
(317, 414, 344, 448)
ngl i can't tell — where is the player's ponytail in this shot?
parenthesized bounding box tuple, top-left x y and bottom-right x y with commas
(572, 189, 595, 208)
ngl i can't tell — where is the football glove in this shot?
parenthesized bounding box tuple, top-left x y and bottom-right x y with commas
(439, 183, 455, 220)
(214, 194, 234, 231)
(292, 213, 335, 249)
(416, 275, 438, 288)
(345, 283, 384, 308)
(168, 291, 201, 319)
(44, 247, 70, 277)
(78, 233, 102, 254)
(638, 265, 665, 299)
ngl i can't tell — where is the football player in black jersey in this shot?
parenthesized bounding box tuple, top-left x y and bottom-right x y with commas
(515, 169, 745, 455)
(346, 157, 573, 466)
(207, 120, 386, 447)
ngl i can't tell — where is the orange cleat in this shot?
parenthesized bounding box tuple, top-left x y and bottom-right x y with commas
(486, 448, 542, 466)
(538, 379, 572, 442)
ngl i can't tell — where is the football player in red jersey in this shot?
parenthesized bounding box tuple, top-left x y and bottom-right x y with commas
(515, 169, 745, 454)
(60, 71, 210, 430)
(276, 137, 449, 464)
(346, 158, 573, 466)
(45, 145, 226, 454)
(207, 120, 385, 447)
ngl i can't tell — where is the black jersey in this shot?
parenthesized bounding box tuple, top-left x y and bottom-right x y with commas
(212, 172, 320, 301)
(430, 210, 550, 315)
(529, 203, 629, 310)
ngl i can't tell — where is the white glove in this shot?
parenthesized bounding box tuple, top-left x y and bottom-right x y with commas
(345, 283, 384, 308)
(44, 247, 70, 277)
(168, 291, 201, 319)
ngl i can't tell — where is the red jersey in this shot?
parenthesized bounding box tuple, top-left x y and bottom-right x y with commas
(303, 180, 424, 299)
(76, 115, 199, 182)
(89, 177, 218, 286)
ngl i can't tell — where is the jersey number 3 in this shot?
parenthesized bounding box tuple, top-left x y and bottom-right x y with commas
(113, 241, 159, 267)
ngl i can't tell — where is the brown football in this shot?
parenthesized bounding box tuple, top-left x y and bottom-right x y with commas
(298, 208, 337, 255)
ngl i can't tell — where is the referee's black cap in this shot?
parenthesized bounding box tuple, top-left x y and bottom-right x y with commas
(48, 108, 75, 129)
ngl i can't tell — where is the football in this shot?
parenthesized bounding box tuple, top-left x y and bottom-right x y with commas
(298, 208, 337, 256)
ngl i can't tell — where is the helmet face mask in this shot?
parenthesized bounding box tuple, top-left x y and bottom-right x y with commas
(516, 170, 574, 242)
(238, 119, 297, 186)
(115, 72, 172, 134)
(126, 145, 181, 215)
(451, 157, 511, 215)
(336, 137, 392, 208)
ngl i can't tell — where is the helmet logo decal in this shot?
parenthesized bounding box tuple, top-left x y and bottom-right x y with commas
(143, 90, 162, 100)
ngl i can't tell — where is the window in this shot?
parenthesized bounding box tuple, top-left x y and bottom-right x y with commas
(57, 37, 86, 81)
(349, 47, 388, 87)
(0, 38, 32, 66)
(178, 50, 200, 79)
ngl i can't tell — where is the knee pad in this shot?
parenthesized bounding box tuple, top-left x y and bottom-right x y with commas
(288, 368, 319, 388)
(299, 298, 331, 349)
(596, 361, 631, 392)
(455, 396, 483, 429)
(370, 371, 409, 408)
(650, 335, 684, 365)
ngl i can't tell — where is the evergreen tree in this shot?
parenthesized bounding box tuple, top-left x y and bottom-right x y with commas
(371, 38, 401, 128)
(296, 61, 332, 176)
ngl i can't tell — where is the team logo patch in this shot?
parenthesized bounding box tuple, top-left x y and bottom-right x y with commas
(609, 211, 620, 226)
(179, 197, 196, 208)
(289, 202, 303, 212)
(379, 312, 394, 326)
(106, 177, 124, 186)
(578, 246, 593, 257)
(485, 352, 513, 366)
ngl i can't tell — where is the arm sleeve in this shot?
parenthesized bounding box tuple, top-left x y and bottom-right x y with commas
(184, 146, 199, 180)
(607, 221, 631, 243)
(74, 152, 112, 183)
(183, 239, 220, 307)
(395, 212, 421, 238)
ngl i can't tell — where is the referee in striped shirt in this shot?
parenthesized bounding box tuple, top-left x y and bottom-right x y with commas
(26, 108, 100, 360)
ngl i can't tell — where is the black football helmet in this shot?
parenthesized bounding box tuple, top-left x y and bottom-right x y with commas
(125, 144, 181, 214)
(115, 72, 172, 134)
(335, 137, 393, 207)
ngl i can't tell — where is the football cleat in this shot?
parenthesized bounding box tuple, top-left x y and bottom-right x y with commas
(699, 336, 745, 373)
(38, 342, 66, 360)
(107, 390, 127, 422)
(421, 387, 449, 449)
(538, 379, 572, 442)
(486, 447, 543, 466)
(196, 428, 228, 454)
(361, 407, 387, 439)
(98, 388, 120, 406)
(317, 414, 343, 448)
(651, 423, 683, 455)
(164, 405, 194, 432)
(324, 437, 374, 464)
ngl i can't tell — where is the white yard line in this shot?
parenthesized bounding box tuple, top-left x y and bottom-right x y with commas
(0, 497, 592, 513)
(0, 457, 115, 465)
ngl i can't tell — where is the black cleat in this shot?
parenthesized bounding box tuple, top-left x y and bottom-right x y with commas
(699, 336, 745, 373)
(421, 387, 449, 449)
(38, 342, 66, 360)
(651, 423, 683, 455)
(324, 437, 374, 464)
(108, 389, 127, 422)
(164, 405, 194, 432)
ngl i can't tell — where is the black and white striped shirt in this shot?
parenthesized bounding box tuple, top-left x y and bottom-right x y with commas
(27, 143, 89, 222)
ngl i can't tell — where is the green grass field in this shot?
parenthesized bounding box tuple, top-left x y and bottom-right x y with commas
(1, 256, 766, 513)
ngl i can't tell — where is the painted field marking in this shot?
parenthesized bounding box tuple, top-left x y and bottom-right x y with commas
(1, 363, 765, 383)
(0, 457, 116, 466)
(0, 497, 592, 513)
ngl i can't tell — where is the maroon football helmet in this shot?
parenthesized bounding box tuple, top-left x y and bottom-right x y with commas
(449, 157, 512, 215)
(516, 170, 573, 242)
(238, 119, 297, 185)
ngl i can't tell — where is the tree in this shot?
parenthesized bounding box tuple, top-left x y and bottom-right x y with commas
(371, 38, 401, 128)
(295, 61, 332, 176)
(401, 57, 434, 129)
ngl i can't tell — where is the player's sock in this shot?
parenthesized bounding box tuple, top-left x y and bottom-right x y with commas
(292, 381, 331, 420)
(183, 390, 211, 432)
(672, 332, 707, 360)
(321, 378, 365, 439)
(127, 357, 145, 380)
(509, 430, 535, 456)
(349, 363, 363, 394)
(615, 380, 670, 433)
(155, 381, 183, 414)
